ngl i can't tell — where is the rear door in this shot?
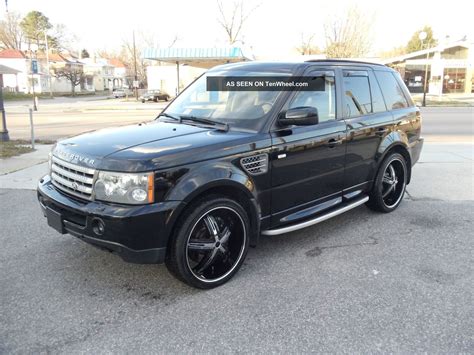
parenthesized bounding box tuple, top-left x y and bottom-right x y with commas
(342, 68, 393, 193)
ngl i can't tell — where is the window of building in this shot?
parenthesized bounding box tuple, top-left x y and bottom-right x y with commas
(288, 74, 336, 122)
(343, 71, 372, 117)
(375, 71, 408, 110)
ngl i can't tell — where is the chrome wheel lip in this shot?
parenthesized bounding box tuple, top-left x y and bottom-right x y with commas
(382, 157, 406, 208)
(185, 206, 246, 284)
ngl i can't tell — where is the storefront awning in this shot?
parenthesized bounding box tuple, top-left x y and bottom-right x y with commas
(142, 47, 251, 68)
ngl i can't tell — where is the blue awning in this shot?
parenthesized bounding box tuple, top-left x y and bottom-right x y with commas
(142, 47, 251, 68)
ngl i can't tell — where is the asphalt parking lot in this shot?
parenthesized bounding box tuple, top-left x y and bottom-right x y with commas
(1, 141, 473, 353)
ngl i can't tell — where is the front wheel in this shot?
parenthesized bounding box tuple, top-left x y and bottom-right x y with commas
(366, 152, 407, 213)
(166, 196, 250, 289)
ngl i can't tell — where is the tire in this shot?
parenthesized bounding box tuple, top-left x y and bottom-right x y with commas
(141, 100, 145, 103)
(166, 195, 250, 289)
(165, 96, 169, 102)
(153, 98, 158, 102)
(366, 152, 408, 213)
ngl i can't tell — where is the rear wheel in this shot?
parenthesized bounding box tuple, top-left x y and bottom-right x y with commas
(166, 196, 250, 289)
(367, 152, 407, 213)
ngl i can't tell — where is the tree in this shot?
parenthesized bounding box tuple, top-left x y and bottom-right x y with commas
(296, 33, 322, 55)
(0, 12, 23, 50)
(379, 46, 407, 59)
(53, 64, 84, 96)
(216, 0, 259, 45)
(20, 11, 52, 48)
(324, 6, 374, 58)
(81, 49, 90, 58)
(406, 26, 438, 53)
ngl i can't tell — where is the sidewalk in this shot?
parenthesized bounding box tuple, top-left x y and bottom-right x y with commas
(0, 144, 52, 190)
(412, 93, 474, 107)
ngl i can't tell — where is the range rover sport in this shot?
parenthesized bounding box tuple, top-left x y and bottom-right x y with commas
(38, 60, 423, 288)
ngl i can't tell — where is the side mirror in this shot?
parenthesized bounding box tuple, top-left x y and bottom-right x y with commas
(279, 106, 319, 126)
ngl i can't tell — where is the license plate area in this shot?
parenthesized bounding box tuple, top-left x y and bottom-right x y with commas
(46, 207, 66, 234)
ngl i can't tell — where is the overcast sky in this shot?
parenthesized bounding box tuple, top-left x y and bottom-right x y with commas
(3, 0, 473, 58)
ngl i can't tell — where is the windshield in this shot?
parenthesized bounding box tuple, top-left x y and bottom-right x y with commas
(161, 71, 285, 131)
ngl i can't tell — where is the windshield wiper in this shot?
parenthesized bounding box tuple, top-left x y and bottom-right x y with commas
(180, 115, 229, 132)
(158, 112, 181, 122)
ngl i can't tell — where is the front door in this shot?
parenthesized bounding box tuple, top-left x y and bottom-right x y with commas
(270, 69, 347, 226)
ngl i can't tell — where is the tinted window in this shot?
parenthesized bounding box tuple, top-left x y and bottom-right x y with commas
(289, 74, 336, 122)
(369, 72, 387, 113)
(375, 71, 408, 110)
(343, 72, 372, 117)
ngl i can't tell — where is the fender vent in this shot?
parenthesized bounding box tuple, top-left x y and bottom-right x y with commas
(240, 153, 268, 175)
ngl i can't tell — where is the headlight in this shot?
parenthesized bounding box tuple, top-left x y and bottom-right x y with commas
(94, 171, 154, 205)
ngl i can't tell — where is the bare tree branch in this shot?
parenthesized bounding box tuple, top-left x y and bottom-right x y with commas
(53, 63, 84, 96)
(324, 6, 375, 58)
(216, 0, 259, 45)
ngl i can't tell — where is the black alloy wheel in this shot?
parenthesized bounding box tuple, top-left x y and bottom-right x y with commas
(166, 196, 250, 289)
(367, 152, 407, 213)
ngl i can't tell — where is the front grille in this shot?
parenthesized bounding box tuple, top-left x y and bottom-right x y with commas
(51, 156, 95, 200)
(241, 153, 268, 175)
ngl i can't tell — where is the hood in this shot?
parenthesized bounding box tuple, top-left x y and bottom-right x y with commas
(53, 121, 266, 172)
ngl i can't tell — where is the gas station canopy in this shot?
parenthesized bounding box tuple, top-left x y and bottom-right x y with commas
(142, 47, 251, 69)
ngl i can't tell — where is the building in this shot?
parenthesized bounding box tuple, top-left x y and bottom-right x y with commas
(82, 57, 128, 91)
(383, 39, 474, 95)
(143, 47, 253, 96)
(0, 49, 30, 93)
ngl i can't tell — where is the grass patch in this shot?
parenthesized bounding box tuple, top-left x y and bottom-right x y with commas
(0, 140, 35, 158)
(0, 139, 55, 158)
(3, 92, 52, 101)
(414, 100, 473, 107)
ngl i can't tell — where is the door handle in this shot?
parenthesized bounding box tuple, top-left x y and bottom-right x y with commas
(326, 138, 343, 148)
(375, 128, 389, 136)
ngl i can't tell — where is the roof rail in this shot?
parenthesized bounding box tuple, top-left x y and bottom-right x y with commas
(304, 59, 386, 67)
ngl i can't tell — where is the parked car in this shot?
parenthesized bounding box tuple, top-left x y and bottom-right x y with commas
(140, 90, 170, 103)
(38, 60, 423, 289)
(112, 88, 127, 98)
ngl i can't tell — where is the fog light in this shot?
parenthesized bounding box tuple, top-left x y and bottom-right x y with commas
(92, 218, 105, 236)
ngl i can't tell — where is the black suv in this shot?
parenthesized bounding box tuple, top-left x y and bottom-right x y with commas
(38, 60, 423, 288)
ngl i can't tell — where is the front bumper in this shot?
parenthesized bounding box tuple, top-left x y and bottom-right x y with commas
(37, 175, 182, 264)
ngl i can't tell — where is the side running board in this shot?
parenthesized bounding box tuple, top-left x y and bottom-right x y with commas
(261, 195, 369, 236)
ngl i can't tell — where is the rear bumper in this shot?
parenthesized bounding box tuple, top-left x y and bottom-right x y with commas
(410, 137, 424, 166)
(37, 175, 182, 264)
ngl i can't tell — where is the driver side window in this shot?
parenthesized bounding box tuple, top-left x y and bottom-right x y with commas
(288, 74, 336, 123)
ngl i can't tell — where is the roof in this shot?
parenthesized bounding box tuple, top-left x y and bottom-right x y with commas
(0, 64, 21, 74)
(142, 47, 252, 68)
(108, 58, 126, 68)
(382, 40, 472, 65)
(0, 49, 25, 59)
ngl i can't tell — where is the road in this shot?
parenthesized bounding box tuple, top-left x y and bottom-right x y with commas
(1, 142, 473, 352)
(3, 100, 473, 141)
(0, 102, 473, 352)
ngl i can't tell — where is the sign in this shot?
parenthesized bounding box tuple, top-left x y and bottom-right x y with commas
(31, 59, 38, 74)
(133, 80, 139, 88)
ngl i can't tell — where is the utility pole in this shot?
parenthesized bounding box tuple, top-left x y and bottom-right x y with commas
(44, 32, 53, 98)
(133, 31, 138, 100)
(0, 73, 10, 141)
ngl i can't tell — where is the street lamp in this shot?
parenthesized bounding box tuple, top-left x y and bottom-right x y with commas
(418, 31, 430, 107)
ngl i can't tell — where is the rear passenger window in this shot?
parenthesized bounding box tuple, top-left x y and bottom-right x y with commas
(375, 71, 409, 110)
(343, 71, 372, 117)
(369, 72, 387, 113)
